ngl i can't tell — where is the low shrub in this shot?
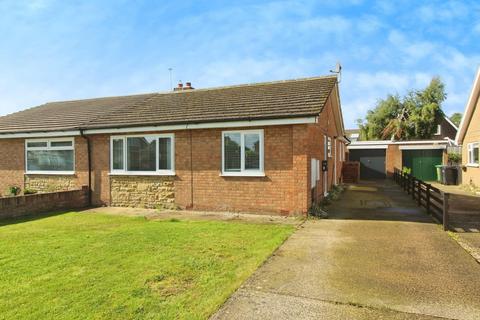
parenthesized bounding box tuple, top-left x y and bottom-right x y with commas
(309, 184, 345, 218)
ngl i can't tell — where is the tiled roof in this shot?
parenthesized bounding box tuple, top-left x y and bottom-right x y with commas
(0, 75, 337, 134)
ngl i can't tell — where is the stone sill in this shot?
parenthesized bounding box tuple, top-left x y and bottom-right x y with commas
(109, 172, 176, 177)
(25, 172, 76, 176)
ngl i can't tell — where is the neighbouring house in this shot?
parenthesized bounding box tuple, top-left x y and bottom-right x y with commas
(0, 76, 346, 215)
(346, 115, 458, 181)
(456, 68, 480, 187)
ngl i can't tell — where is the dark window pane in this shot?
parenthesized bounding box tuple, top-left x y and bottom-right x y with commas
(27, 141, 47, 148)
(159, 138, 172, 170)
(245, 133, 260, 170)
(224, 133, 241, 172)
(112, 139, 124, 170)
(50, 141, 73, 147)
(127, 137, 156, 171)
(474, 146, 479, 163)
(27, 150, 74, 171)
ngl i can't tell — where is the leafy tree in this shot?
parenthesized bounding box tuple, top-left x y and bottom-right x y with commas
(449, 112, 462, 127)
(359, 77, 446, 140)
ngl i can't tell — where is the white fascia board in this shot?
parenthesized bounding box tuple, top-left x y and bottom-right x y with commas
(456, 67, 480, 144)
(349, 140, 393, 145)
(399, 145, 447, 150)
(0, 130, 81, 139)
(83, 117, 318, 135)
(347, 145, 388, 150)
(394, 140, 449, 145)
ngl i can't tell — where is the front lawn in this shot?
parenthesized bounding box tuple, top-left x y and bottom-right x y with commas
(0, 212, 294, 319)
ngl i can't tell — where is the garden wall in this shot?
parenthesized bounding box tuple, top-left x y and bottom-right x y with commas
(0, 186, 89, 219)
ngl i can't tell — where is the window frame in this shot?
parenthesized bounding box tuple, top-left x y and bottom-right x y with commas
(110, 133, 175, 176)
(467, 142, 479, 167)
(25, 137, 75, 175)
(434, 124, 442, 135)
(221, 129, 264, 177)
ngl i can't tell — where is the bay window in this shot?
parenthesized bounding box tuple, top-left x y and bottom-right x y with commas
(25, 138, 75, 174)
(111, 134, 174, 175)
(222, 130, 264, 176)
(467, 142, 479, 166)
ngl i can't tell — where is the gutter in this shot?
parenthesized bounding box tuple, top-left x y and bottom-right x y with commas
(79, 129, 93, 207)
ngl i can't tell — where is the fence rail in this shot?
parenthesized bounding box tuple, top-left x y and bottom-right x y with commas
(393, 168, 449, 230)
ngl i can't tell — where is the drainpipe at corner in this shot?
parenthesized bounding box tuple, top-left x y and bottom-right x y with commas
(79, 129, 92, 207)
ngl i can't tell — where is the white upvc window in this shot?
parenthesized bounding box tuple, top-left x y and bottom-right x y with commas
(222, 129, 264, 176)
(25, 138, 75, 175)
(110, 134, 175, 175)
(467, 142, 479, 166)
(435, 124, 441, 135)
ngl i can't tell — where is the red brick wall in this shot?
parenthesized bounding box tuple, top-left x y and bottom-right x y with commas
(86, 126, 299, 214)
(0, 186, 89, 219)
(306, 89, 345, 204)
(0, 138, 24, 196)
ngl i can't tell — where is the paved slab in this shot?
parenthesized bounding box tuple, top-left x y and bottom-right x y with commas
(212, 181, 480, 320)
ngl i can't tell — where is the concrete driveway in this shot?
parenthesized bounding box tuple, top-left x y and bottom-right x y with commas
(212, 181, 480, 320)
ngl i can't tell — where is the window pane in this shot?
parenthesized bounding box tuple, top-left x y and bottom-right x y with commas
(51, 141, 73, 147)
(112, 139, 124, 170)
(27, 141, 47, 148)
(158, 137, 172, 170)
(224, 133, 241, 172)
(244, 133, 260, 170)
(474, 146, 479, 164)
(27, 150, 74, 171)
(127, 137, 156, 171)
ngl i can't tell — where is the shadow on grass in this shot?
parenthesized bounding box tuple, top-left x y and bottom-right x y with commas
(0, 207, 95, 227)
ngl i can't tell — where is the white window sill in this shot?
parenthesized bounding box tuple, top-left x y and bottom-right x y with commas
(25, 171, 75, 175)
(466, 164, 479, 168)
(109, 171, 176, 176)
(220, 172, 265, 177)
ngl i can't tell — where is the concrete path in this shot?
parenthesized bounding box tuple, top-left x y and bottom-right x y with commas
(212, 181, 480, 320)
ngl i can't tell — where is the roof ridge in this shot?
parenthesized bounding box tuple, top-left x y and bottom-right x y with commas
(161, 74, 338, 95)
(41, 74, 338, 105)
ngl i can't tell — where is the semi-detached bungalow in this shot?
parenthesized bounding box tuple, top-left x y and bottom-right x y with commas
(0, 75, 346, 215)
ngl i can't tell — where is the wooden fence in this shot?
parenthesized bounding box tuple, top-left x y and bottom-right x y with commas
(393, 168, 449, 230)
(393, 168, 480, 232)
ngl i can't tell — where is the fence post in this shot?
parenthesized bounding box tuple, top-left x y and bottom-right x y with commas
(412, 177, 416, 200)
(426, 184, 431, 213)
(443, 192, 450, 231)
(417, 181, 422, 206)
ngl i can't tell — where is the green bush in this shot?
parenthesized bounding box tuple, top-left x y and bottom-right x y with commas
(402, 167, 411, 175)
(8, 186, 20, 196)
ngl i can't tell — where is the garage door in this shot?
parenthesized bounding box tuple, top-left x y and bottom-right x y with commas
(349, 149, 386, 180)
(402, 149, 443, 181)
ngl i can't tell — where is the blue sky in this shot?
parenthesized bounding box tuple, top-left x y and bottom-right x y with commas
(0, 0, 479, 128)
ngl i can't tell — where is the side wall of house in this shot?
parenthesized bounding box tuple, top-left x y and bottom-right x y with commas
(307, 87, 345, 205)
(462, 98, 480, 186)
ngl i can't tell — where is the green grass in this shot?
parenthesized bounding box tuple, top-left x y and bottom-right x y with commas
(0, 212, 294, 319)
